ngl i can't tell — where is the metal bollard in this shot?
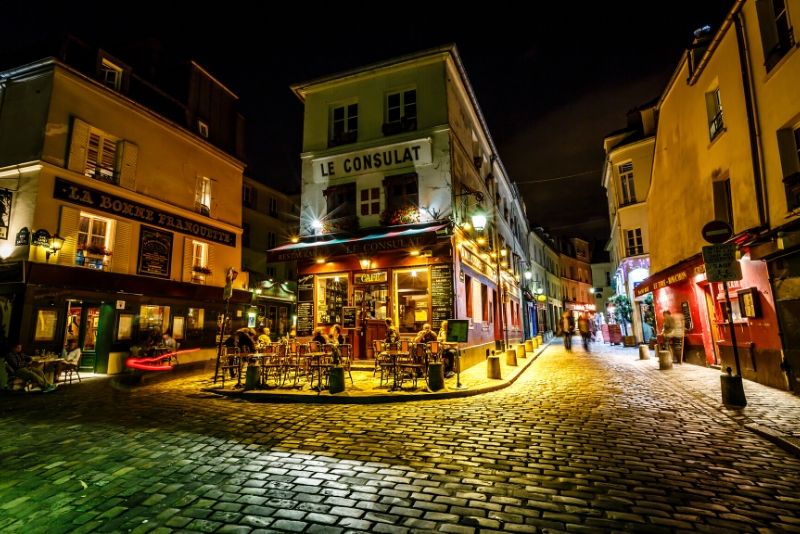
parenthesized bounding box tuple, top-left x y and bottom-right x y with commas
(428, 362, 444, 391)
(244, 364, 260, 390)
(658, 350, 672, 370)
(639, 345, 651, 360)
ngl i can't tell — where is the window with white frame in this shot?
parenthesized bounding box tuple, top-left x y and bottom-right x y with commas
(359, 187, 380, 216)
(99, 58, 123, 91)
(85, 128, 119, 183)
(625, 228, 643, 256)
(195, 176, 212, 215)
(243, 184, 257, 209)
(706, 88, 724, 140)
(713, 178, 734, 227)
(618, 162, 636, 205)
(77, 212, 114, 269)
(756, 0, 795, 71)
(384, 89, 417, 135)
(191, 241, 209, 281)
(330, 103, 358, 145)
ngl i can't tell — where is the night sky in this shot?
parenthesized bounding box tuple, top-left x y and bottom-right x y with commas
(5, 2, 733, 247)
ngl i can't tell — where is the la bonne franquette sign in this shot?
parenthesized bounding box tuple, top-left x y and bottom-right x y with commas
(311, 139, 432, 182)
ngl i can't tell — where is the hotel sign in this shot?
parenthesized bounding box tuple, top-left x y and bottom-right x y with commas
(312, 138, 432, 182)
(54, 177, 236, 247)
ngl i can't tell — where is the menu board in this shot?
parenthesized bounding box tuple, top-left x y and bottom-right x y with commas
(138, 226, 173, 279)
(297, 302, 313, 337)
(342, 306, 358, 329)
(298, 274, 314, 302)
(431, 264, 453, 330)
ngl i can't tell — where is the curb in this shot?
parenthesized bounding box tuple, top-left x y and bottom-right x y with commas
(203, 341, 551, 404)
(744, 423, 800, 458)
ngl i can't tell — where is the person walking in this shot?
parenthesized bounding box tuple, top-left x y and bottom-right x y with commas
(559, 311, 574, 351)
(578, 312, 591, 352)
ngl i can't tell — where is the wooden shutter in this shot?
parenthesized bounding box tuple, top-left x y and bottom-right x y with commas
(67, 117, 90, 174)
(112, 220, 132, 274)
(207, 244, 216, 285)
(777, 128, 800, 177)
(117, 140, 138, 191)
(57, 206, 80, 266)
(183, 237, 193, 282)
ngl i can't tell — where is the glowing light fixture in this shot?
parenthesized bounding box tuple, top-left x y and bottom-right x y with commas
(311, 219, 323, 230)
(359, 258, 371, 269)
(409, 250, 420, 256)
(524, 270, 533, 280)
(290, 236, 299, 243)
(470, 206, 487, 232)
(316, 258, 325, 264)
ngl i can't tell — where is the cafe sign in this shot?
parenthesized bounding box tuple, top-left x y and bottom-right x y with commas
(312, 138, 432, 182)
(354, 271, 387, 284)
(54, 177, 236, 247)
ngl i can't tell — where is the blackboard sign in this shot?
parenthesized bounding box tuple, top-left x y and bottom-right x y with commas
(297, 301, 313, 336)
(680, 301, 693, 331)
(298, 274, 314, 303)
(431, 264, 453, 330)
(342, 306, 358, 328)
(137, 226, 173, 279)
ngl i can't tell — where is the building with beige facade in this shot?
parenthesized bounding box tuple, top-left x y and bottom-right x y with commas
(268, 45, 529, 367)
(0, 37, 245, 374)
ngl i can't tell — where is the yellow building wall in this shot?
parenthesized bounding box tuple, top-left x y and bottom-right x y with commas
(650, 27, 760, 273)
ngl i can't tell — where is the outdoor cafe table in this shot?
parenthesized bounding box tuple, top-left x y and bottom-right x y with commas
(382, 350, 409, 391)
(305, 352, 327, 394)
(31, 357, 65, 383)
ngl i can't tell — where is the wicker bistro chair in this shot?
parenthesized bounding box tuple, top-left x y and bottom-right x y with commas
(260, 344, 287, 387)
(219, 347, 242, 388)
(398, 343, 427, 389)
(58, 356, 82, 385)
(373, 340, 396, 387)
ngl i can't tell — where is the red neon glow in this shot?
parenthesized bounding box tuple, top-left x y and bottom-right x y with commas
(125, 348, 200, 371)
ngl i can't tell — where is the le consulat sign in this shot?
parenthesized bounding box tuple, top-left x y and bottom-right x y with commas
(54, 177, 236, 247)
(312, 138, 432, 182)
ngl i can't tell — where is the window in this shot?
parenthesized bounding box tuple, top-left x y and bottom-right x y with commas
(394, 268, 429, 333)
(777, 126, 800, 211)
(618, 162, 636, 205)
(713, 178, 734, 227)
(323, 183, 357, 231)
(465, 274, 473, 319)
(757, 0, 795, 71)
(196, 176, 212, 215)
(626, 228, 644, 256)
(481, 284, 488, 321)
(140, 305, 171, 337)
(99, 58, 122, 91)
(384, 89, 417, 134)
(359, 187, 381, 216)
(268, 197, 278, 217)
(77, 212, 113, 270)
(191, 241, 208, 282)
(330, 103, 358, 146)
(382, 173, 419, 225)
(267, 232, 276, 249)
(34, 309, 58, 341)
(85, 128, 119, 183)
(706, 88, 724, 140)
(197, 120, 209, 138)
(243, 184, 257, 209)
(242, 223, 250, 248)
(316, 274, 349, 325)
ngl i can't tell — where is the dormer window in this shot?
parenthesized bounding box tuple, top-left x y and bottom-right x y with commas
(99, 59, 123, 91)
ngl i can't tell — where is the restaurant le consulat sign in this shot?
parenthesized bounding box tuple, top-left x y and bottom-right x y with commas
(311, 138, 432, 182)
(54, 177, 236, 247)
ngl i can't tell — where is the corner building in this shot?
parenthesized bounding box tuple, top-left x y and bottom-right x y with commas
(0, 38, 246, 374)
(269, 46, 529, 368)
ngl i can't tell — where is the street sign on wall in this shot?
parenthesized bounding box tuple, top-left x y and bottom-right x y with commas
(702, 244, 742, 282)
(702, 220, 733, 244)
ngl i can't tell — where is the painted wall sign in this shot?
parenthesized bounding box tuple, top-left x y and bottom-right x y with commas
(53, 177, 236, 247)
(312, 138, 432, 182)
(354, 271, 387, 284)
(15, 227, 29, 246)
(0, 189, 12, 239)
(137, 226, 173, 279)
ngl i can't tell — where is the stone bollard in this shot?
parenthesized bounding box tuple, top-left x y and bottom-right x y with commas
(487, 355, 502, 379)
(536, 334, 543, 346)
(639, 345, 651, 360)
(658, 350, 672, 370)
(428, 362, 444, 391)
(516, 344, 526, 359)
(525, 339, 534, 352)
(506, 349, 517, 366)
(328, 366, 345, 394)
(244, 364, 260, 390)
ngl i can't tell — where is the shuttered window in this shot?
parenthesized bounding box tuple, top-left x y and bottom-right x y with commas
(86, 130, 118, 183)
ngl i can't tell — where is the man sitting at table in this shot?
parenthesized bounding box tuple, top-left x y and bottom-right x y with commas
(437, 321, 457, 378)
(6, 343, 56, 392)
(414, 323, 437, 344)
(55, 341, 81, 383)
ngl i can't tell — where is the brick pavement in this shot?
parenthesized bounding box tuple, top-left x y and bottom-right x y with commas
(1, 340, 799, 533)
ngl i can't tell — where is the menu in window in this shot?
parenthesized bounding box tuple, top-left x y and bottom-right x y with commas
(431, 264, 453, 330)
(297, 302, 313, 337)
(138, 226, 173, 279)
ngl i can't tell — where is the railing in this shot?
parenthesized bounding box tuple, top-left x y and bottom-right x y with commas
(709, 110, 724, 140)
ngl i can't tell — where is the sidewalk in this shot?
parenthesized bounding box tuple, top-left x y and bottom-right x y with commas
(202, 340, 550, 404)
(622, 346, 800, 458)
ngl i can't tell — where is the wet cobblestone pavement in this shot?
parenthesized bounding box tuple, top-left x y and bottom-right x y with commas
(2, 341, 799, 533)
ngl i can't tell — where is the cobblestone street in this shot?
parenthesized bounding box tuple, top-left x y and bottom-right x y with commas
(2, 341, 799, 533)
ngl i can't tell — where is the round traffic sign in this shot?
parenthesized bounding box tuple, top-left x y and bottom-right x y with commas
(702, 220, 732, 244)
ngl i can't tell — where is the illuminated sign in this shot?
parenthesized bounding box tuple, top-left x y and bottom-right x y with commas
(354, 271, 388, 284)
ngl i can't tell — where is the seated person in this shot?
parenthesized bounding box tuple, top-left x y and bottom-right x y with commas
(436, 321, 457, 378)
(414, 323, 437, 344)
(161, 332, 177, 351)
(328, 324, 345, 345)
(258, 327, 271, 348)
(6, 343, 56, 392)
(311, 328, 327, 346)
(224, 329, 256, 354)
(55, 341, 81, 383)
(384, 318, 400, 346)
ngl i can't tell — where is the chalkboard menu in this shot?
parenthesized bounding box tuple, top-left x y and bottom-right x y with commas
(342, 306, 357, 328)
(298, 275, 314, 302)
(680, 301, 693, 331)
(297, 302, 313, 336)
(137, 226, 173, 279)
(431, 264, 453, 330)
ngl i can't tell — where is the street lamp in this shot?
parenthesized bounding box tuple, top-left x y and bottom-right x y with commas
(470, 205, 487, 232)
(45, 234, 64, 262)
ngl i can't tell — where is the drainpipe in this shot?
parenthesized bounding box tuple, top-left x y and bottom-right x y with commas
(734, 11, 768, 228)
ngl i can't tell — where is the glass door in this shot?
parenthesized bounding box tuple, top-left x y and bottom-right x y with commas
(393, 268, 430, 334)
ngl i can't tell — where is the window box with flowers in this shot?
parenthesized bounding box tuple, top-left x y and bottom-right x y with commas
(76, 244, 112, 270)
(192, 265, 212, 275)
(380, 205, 420, 226)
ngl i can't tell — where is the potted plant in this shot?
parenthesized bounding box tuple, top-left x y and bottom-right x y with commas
(192, 265, 212, 275)
(78, 243, 112, 256)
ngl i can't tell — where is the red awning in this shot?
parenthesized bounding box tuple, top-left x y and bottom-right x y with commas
(633, 254, 705, 297)
(266, 223, 448, 262)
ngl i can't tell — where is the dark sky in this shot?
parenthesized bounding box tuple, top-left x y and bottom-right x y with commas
(5, 2, 733, 246)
